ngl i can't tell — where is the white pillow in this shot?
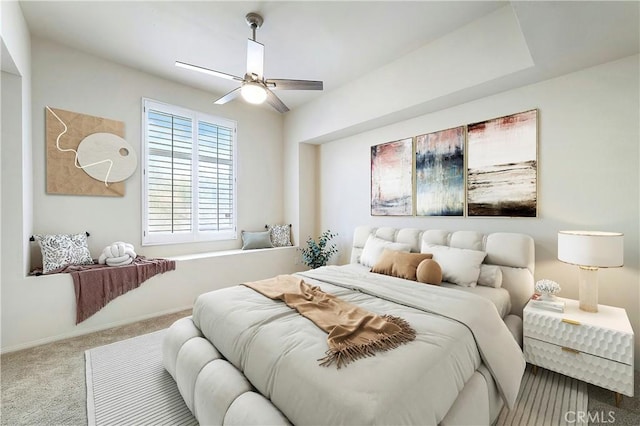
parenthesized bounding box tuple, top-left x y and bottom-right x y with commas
(360, 235, 411, 268)
(421, 243, 487, 287)
(477, 264, 503, 288)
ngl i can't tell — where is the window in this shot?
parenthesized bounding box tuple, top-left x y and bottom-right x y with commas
(142, 99, 237, 245)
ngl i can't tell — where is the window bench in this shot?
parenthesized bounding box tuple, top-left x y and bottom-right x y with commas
(6, 246, 303, 355)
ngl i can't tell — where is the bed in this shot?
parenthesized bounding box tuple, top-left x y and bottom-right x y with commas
(163, 226, 535, 425)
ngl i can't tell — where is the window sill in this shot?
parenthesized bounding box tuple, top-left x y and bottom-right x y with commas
(167, 245, 299, 262)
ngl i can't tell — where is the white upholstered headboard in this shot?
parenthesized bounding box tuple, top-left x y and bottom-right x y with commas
(350, 226, 535, 318)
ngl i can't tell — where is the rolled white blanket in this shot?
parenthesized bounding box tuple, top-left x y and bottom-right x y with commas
(98, 242, 137, 266)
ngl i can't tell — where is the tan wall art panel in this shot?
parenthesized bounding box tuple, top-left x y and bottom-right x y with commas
(46, 107, 126, 196)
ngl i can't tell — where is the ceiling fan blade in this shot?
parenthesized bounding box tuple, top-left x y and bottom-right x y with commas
(176, 61, 244, 82)
(264, 88, 289, 113)
(213, 87, 241, 105)
(266, 79, 323, 91)
(246, 39, 264, 79)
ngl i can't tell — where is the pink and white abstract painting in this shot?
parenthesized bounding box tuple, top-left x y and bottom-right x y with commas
(371, 138, 413, 216)
(467, 109, 537, 217)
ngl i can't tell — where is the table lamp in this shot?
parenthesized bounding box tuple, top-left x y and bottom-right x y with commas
(557, 231, 624, 312)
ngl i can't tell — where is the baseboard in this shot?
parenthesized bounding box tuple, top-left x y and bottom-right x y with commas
(0, 305, 193, 354)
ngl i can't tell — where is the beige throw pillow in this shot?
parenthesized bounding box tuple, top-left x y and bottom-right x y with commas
(416, 259, 442, 285)
(371, 250, 432, 281)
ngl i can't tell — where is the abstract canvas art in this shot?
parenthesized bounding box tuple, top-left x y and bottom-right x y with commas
(46, 107, 128, 196)
(467, 109, 537, 217)
(371, 138, 413, 216)
(415, 126, 465, 216)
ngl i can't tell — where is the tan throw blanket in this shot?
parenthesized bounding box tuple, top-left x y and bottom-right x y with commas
(243, 275, 415, 368)
(301, 265, 526, 410)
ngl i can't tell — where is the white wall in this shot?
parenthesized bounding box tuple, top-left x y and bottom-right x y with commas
(30, 38, 285, 259)
(298, 143, 319, 245)
(1, 0, 34, 349)
(1, 0, 33, 278)
(0, 2, 31, 74)
(282, 5, 534, 246)
(317, 56, 640, 368)
(0, 35, 305, 353)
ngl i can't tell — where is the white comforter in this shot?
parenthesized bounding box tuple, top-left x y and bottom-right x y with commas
(192, 265, 525, 425)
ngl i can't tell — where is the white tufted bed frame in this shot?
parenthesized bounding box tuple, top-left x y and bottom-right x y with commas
(351, 227, 535, 316)
(163, 226, 535, 425)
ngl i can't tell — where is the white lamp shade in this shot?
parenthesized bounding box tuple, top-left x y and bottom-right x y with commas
(558, 230, 624, 268)
(241, 82, 267, 104)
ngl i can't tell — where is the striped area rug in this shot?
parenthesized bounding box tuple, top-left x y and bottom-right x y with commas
(85, 330, 197, 426)
(86, 331, 587, 426)
(497, 365, 588, 426)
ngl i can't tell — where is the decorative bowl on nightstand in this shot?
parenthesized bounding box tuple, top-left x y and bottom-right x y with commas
(535, 279, 561, 300)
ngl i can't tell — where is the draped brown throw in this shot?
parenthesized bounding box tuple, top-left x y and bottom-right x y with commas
(243, 275, 416, 368)
(39, 256, 177, 323)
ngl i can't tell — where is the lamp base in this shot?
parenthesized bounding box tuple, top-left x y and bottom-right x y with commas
(578, 266, 598, 312)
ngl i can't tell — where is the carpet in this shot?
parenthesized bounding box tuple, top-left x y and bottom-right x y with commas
(497, 365, 588, 425)
(86, 331, 587, 426)
(85, 329, 197, 426)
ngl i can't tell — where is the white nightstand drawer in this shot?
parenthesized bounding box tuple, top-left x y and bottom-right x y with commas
(524, 305, 633, 365)
(524, 337, 634, 397)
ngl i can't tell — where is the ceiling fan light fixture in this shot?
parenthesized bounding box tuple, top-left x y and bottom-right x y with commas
(176, 12, 322, 113)
(241, 82, 267, 104)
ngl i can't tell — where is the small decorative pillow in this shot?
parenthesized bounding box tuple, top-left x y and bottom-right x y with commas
(360, 235, 411, 268)
(371, 250, 432, 281)
(416, 259, 442, 285)
(242, 230, 274, 250)
(268, 224, 292, 247)
(477, 264, 503, 288)
(33, 233, 93, 274)
(421, 243, 487, 287)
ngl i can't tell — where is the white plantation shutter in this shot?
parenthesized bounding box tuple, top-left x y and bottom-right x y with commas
(142, 99, 237, 245)
(197, 122, 234, 232)
(146, 110, 193, 234)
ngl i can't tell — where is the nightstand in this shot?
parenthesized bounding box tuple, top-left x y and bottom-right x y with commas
(523, 297, 634, 406)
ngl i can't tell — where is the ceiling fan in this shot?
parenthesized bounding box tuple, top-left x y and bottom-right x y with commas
(176, 12, 323, 113)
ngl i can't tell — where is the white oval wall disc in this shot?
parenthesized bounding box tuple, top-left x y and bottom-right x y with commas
(76, 133, 137, 183)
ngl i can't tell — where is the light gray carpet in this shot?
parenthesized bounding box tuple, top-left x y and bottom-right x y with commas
(2, 312, 639, 425)
(85, 330, 196, 426)
(1, 309, 191, 426)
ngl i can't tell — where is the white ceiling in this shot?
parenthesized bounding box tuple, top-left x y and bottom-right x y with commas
(18, 1, 640, 112)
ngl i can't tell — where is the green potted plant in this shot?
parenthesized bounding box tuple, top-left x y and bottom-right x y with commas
(299, 230, 338, 269)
